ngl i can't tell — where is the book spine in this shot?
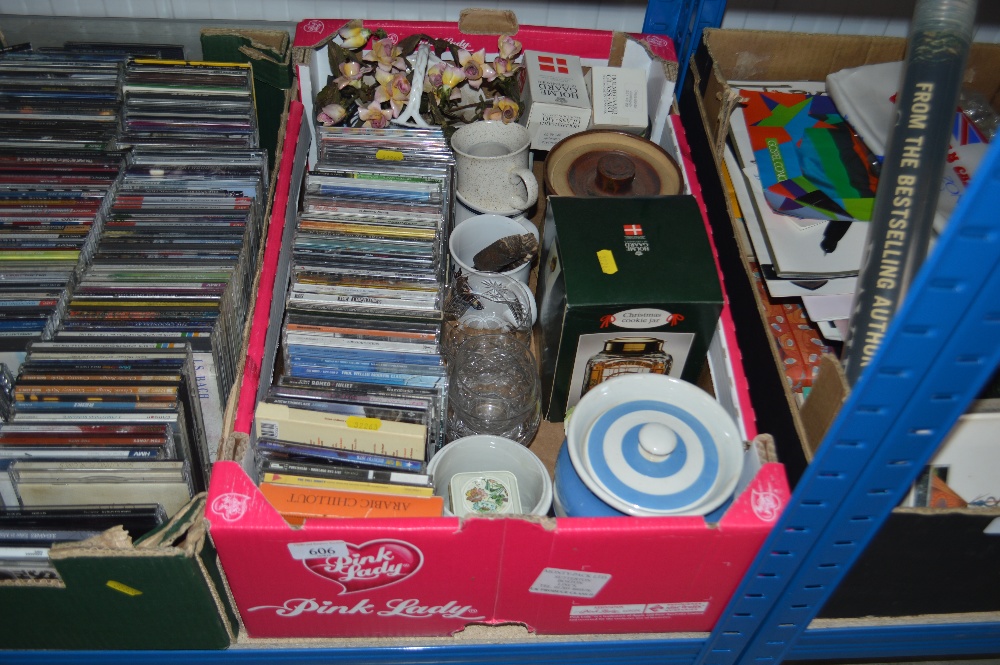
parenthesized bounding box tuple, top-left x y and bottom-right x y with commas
(254, 403, 426, 461)
(259, 482, 443, 519)
(260, 459, 430, 486)
(261, 472, 434, 497)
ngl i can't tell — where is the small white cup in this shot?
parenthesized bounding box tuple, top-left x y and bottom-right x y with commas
(449, 213, 539, 285)
(427, 434, 553, 516)
(451, 121, 538, 214)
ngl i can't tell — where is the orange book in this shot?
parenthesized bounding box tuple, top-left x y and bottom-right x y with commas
(259, 481, 444, 522)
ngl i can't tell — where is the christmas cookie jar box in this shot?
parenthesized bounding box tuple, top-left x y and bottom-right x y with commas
(537, 195, 723, 421)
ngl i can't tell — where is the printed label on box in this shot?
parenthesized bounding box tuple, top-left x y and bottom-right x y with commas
(590, 66, 648, 131)
(287, 540, 350, 560)
(529, 567, 611, 598)
(569, 601, 709, 619)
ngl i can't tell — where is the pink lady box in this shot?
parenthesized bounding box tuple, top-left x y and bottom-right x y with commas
(207, 448, 787, 638)
(207, 15, 790, 640)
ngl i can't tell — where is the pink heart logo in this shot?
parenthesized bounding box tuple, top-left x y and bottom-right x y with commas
(302, 539, 423, 594)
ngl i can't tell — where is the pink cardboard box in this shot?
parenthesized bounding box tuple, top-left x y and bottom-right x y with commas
(207, 453, 787, 638)
(209, 16, 790, 639)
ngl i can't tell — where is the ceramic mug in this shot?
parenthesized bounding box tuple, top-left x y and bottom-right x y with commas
(449, 213, 539, 285)
(451, 121, 539, 214)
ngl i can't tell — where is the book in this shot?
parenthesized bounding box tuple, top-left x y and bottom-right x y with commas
(256, 455, 431, 487)
(259, 481, 443, 522)
(729, 98, 870, 280)
(259, 472, 435, 498)
(736, 87, 879, 223)
(253, 401, 427, 461)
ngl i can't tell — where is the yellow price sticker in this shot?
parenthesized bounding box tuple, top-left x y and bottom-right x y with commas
(375, 150, 405, 161)
(346, 416, 382, 431)
(106, 580, 142, 596)
(596, 249, 618, 274)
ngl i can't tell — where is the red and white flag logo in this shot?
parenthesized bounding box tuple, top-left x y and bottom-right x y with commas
(623, 224, 643, 236)
(537, 55, 569, 74)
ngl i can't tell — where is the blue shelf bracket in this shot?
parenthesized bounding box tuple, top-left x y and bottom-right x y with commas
(643, 0, 727, 94)
(697, 132, 1000, 665)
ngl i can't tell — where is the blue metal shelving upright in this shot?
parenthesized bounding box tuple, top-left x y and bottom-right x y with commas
(698, 129, 1000, 663)
(643, 0, 727, 92)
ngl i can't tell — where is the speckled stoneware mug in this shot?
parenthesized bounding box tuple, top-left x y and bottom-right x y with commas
(451, 121, 538, 214)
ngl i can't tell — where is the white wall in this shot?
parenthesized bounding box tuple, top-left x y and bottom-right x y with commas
(0, 0, 648, 32)
(1, 0, 999, 42)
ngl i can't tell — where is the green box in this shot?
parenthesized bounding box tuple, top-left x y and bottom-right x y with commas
(0, 495, 238, 650)
(537, 195, 723, 422)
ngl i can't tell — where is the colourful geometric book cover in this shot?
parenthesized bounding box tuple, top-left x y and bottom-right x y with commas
(740, 89, 879, 222)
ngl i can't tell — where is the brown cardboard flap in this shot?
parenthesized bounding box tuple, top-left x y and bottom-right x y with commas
(458, 9, 518, 35)
(799, 354, 849, 459)
(201, 27, 289, 55)
(698, 28, 1000, 161)
(627, 34, 678, 85)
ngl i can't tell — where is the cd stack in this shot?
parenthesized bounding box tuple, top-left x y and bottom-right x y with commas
(0, 341, 206, 566)
(0, 53, 128, 353)
(247, 126, 456, 520)
(53, 59, 268, 449)
(55, 149, 268, 409)
(0, 150, 124, 351)
(117, 59, 259, 150)
(0, 53, 124, 152)
(0, 502, 167, 582)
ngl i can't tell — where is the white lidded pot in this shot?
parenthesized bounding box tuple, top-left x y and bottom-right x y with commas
(564, 373, 744, 517)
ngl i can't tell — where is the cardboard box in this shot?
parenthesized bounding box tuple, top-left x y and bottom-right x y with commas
(208, 17, 790, 641)
(0, 495, 238, 650)
(685, 27, 1000, 619)
(519, 51, 592, 150)
(588, 66, 649, 133)
(537, 195, 723, 422)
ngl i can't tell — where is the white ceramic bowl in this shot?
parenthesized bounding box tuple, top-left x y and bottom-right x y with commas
(565, 373, 743, 517)
(427, 435, 553, 516)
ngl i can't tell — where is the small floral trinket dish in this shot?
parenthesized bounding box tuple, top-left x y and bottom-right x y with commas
(449, 470, 522, 517)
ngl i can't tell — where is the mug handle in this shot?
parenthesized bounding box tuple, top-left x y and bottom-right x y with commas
(507, 167, 538, 211)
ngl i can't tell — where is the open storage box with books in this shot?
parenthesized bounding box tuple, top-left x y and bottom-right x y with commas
(205, 13, 791, 640)
(685, 27, 1000, 620)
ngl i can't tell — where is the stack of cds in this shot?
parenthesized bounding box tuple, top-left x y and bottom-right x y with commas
(37, 42, 186, 61)
(282, 126, 453, 409)
(54, 149, 268, 408)
(0, 503, 167, 581)
(0, 53, 124, 152)
(118, 60, 259, 150)
(247, 127, 456, 503)
(0, 342, 205, 518)
(293, 125, 455, 320)
(0, 150, 124, 350)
